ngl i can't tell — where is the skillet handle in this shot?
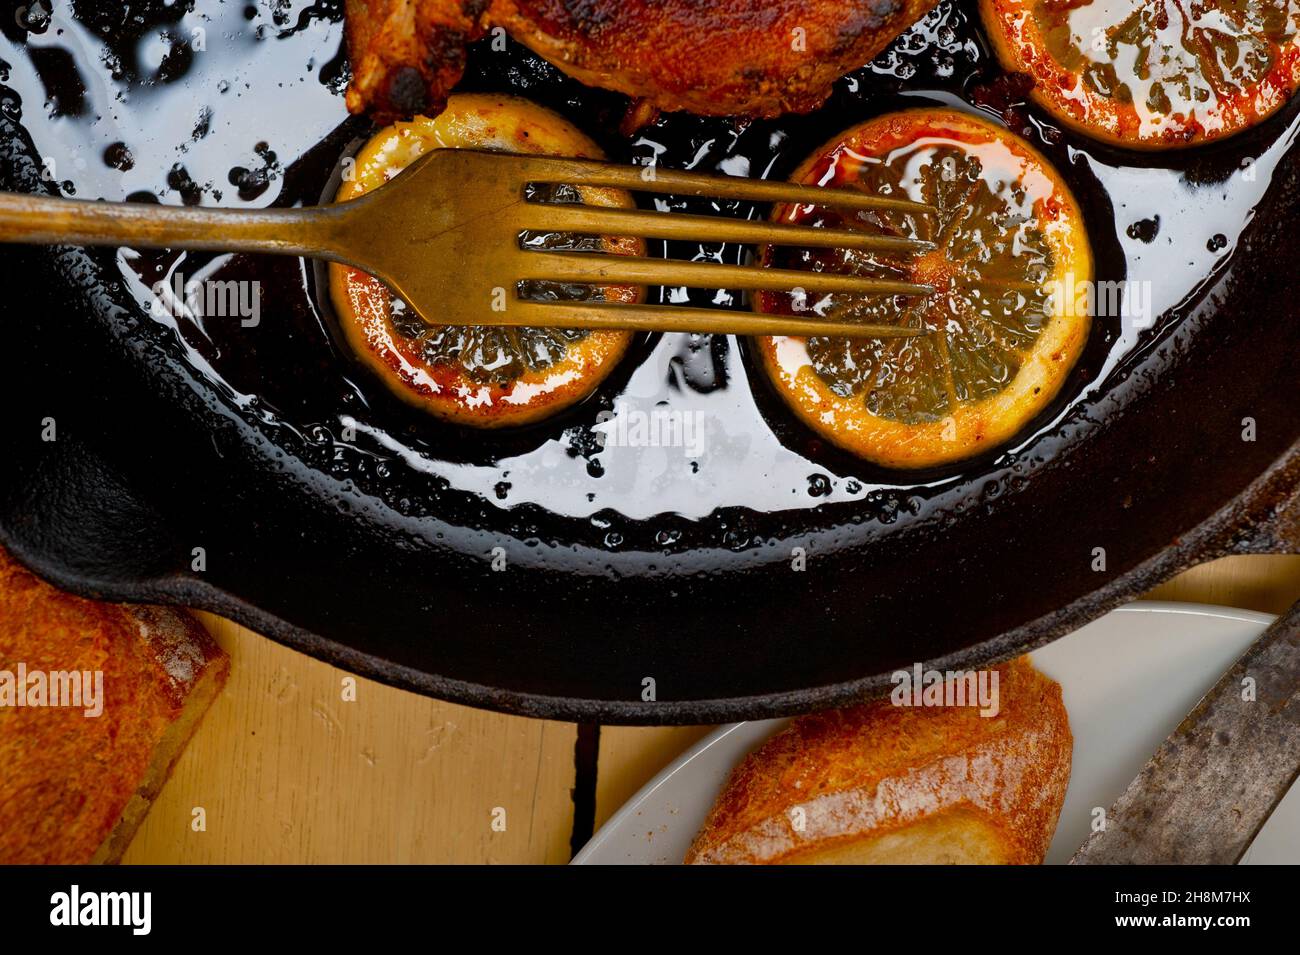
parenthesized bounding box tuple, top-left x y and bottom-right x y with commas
(1222, 478, 1300, 561)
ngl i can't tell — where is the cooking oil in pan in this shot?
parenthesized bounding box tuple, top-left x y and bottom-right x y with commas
(1, 0, 1296, 563)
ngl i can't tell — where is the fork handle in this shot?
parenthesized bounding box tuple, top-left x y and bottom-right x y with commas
(0, 191, 347, 258)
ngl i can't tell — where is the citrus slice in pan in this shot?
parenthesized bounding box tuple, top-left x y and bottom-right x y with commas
(754, 108, 1092, 470)
(980, 0, 1300, 148)
(329, 93, 643, 428)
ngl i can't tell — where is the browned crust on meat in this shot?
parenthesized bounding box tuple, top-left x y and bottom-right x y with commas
(685, 657, 1072, 864)
(345, 0, 491, 123)
(345, 0, 940, 120)
(492, 0, 941, 117)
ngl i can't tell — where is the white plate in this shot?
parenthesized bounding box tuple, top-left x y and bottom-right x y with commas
(574, 602, 1299, 865)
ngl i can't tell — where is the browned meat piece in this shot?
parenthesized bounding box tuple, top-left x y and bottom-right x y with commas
(345, 0, 940, 121)
(344, 0, 490, 123)
(491, 0, 941, 117)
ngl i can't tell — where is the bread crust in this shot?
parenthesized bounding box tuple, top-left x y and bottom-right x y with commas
(685, 657, 1072, 864)
(0, 548, 229, 864)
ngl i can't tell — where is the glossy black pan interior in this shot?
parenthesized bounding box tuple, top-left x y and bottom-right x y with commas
(0, 1, 1297, 722)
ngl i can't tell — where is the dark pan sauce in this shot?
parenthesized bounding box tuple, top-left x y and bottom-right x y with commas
(2, 0, 1297, 572)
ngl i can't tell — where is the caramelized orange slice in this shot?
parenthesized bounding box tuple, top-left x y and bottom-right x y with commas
(755, 108, 1092, 470)
(330, 93, 643, 428)
(980, 0, 1300, 148)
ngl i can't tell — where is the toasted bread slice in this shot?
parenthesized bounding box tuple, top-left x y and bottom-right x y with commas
(686, 657, 1071, 864)
(0, 548, 229, 863)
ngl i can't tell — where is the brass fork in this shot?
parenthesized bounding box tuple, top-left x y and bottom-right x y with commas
(0, 148, 935, 339)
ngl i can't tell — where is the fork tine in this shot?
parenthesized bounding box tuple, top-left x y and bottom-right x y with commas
(513, 155, 934, 216)
(507, 300, 927, 339)
(518, 251, 932, 296)
(515, 203, 932, 253)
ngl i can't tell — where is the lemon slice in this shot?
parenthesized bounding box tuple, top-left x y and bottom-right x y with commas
(755, 108, 1092, 470)
(981, 0, 1300, 148)
(329, 93, 643, 428)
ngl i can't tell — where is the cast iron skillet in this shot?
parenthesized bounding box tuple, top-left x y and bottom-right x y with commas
(0, 1, 1297, 723)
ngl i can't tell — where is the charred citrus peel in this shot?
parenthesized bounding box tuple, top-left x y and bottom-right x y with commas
(980, 0, 1300, 148)
(755, 107, 1092, 470)
(330, 93, 643, 428)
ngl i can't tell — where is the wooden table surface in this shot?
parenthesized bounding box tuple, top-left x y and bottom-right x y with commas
(122, 554, 1300, 864)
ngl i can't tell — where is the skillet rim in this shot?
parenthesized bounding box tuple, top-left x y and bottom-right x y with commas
(3, 9, 1299, 723)
(3, 437, 1296, 724)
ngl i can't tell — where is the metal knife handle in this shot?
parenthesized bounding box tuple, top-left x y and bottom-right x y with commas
(1071, 602, 1300, 864)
